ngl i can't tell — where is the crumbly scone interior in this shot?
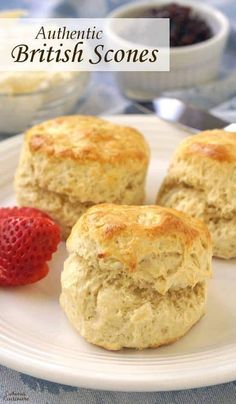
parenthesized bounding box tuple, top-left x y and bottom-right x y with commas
(60, 251, 207, 350)
(157, 180, 236, 258)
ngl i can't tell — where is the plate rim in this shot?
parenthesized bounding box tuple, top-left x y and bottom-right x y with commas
(1, 346, 236, 392)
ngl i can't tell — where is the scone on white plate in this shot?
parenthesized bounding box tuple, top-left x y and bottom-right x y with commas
(15, 116, 149, 239)
(157, 129, 236, 259)
(60, 204, 212, 351)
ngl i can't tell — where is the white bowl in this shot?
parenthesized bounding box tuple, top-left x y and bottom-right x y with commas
(106, 0, 230, 100)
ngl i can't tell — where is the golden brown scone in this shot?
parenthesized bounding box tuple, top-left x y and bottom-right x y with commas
(60, 204, 212, 350)
(157, 130, 236, 259)
(15, 116, 150, 238)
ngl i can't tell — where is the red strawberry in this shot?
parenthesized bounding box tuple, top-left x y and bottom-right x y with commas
(0, 207, 61, 286)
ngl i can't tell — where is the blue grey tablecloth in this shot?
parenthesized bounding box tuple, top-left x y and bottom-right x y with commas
(0, 0, 236, 402)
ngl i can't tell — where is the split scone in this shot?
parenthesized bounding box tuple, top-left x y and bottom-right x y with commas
(60, 204, 212, 350)
(157, 130, 236, 259)
(14, 116, 150, 238)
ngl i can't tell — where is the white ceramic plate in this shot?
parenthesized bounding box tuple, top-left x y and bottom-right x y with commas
(0, 115, 236, 392)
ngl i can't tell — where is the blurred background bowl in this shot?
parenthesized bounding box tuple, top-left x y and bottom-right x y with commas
(0, 71, 90, 135)
(107, 0, 230, 100)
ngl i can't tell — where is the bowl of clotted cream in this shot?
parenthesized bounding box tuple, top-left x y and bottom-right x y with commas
(0, 71, 90, 135)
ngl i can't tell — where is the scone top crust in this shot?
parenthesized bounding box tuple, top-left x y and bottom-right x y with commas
(69, 203, 211, 247)
(26, 115, 149, 165)
(16, 116, 149, 205)
(68, 204, 212, 295)
(176, 130, 236, 163)
(157, 129, 236, 219)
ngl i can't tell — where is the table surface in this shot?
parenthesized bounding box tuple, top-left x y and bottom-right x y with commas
(0, 0, 236, 403)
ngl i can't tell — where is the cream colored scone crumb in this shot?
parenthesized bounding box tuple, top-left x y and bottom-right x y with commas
(156, 129, 236, 259)
(60, 204, 212, 350)
(15, 115, 150, 238)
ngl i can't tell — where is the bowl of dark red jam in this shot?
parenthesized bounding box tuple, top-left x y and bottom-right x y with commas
(107, 0, 230, 99)
(130, 3, 213, 47)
